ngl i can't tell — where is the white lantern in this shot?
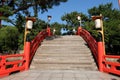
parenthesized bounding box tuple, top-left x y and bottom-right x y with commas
(26, 20, 33, 29)
(95, 19, 101, 29)
(77, 16, 81, 21)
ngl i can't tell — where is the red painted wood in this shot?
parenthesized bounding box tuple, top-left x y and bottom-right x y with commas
(98, 42, 104, 71)
(79, 28, 120, 76)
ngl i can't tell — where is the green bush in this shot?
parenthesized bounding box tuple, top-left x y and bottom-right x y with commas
(0, 26, 19, 54)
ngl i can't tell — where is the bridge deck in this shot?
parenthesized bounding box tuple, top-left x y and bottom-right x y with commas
(0, 70, 119, 80)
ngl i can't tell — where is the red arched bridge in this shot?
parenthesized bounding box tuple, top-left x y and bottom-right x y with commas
(0, 28, 120, 79)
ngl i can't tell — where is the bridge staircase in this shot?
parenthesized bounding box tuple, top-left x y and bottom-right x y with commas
(0, 29, 120, 79)
(30, 35, 98, 70)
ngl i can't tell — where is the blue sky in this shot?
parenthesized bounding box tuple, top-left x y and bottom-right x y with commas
(38, 0, 119, 24)
(3, 0, 119, 25)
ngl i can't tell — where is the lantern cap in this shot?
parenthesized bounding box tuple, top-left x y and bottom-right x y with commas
(47, 15, 52, 21)
(26, 17, 36, 22)
(92, 15, 102, 21)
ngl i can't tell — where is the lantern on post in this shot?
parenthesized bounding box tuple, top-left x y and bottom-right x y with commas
(92, 15, 102, 30)
(92, 14, 103, 39)
(92, 14, 106, 54)
(47, 15, 52, 28)
(24, 17, 36, 70)
(95, 19, 101, 29)
(76, 15, 82, 35)
(46, 15, 52, 36)
(77, 15, 81, 27)
(24, 17, 36, 44)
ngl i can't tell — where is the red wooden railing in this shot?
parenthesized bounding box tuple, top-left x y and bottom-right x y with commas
(103, 55, 120, 75)
(0, 30, 48, 78)
(79, 28, 120, 76)
(0, 54, 25, 77)
(80, 29, 98, 60)
(30, 30, 47, 61)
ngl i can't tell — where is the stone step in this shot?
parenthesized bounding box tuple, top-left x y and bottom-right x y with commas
(44, 39, 85, 42)
(30, 36, 97, 71)
(44, 37, 84, 40)
(35, 53, 93, 57)
(44, 36, 84, 40)
(45, 39, 84, 41)
(33, 58, 95, 64)
(36, 50, 91, 54)
(37, 51, 91, 54)
(43, 41, 86, 43)
(33, 56, 94, 61)
(43, 40, 86, 42)
(38, 50, 90, 52)
(39, 47, 91, 51)
(40, 45, 89, 48)
(39, 48, 90, 51)
(43, 40, 86, 43)
(35, 49, 92, 53)
(40, 45, 89, 47)
(42, 43, 88, 47)
(30, 63, 97, 70)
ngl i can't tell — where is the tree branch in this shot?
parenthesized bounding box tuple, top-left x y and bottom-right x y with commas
(13, 3, 35, 13)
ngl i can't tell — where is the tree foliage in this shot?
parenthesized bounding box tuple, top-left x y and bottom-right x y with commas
(60, 3, 120, 54)
(0, 0, 68, 54)
(88, 3, 120, 54)
(0, 0, 67, 18)
(0, 26, 19, 53)
(61, 11, 89, 27)
(51, 22, 66, 35)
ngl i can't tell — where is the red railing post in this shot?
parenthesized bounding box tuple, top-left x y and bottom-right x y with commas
(46, 27, 51, 36)
(98, 41, 104, 72)
(77, 26, 82, 35)
(24, 41, 30, 70)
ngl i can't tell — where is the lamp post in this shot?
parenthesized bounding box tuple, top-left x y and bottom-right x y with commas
(24, 17, 36, 70)
(92, 14, 106, 55)
(24, 17, 36, 45)
(77, 15, 82, 35)
(46, 15, 52, 36)
(47, 15, 52, 27)
(77, 15, 81, 27)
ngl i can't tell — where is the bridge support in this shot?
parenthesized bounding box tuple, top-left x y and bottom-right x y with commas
(98, 41, 104, 72)
(24, 34, 31, 70)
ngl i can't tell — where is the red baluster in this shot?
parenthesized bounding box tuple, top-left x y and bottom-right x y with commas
(98, 42, 104, 72)
(24, 42, 30, 70)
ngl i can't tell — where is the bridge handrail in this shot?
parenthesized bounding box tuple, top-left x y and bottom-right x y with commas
(80, 29, 98, 60)
(79, 28, 120, 76)
(0, 54, 25, 77)
(103, 55, 120, 76)
(30, 30, 47, 62)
